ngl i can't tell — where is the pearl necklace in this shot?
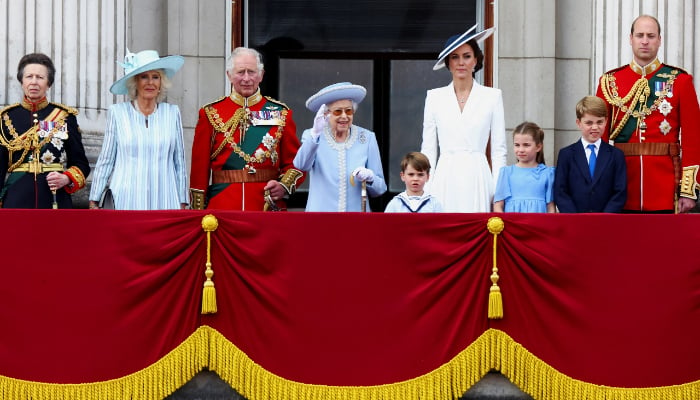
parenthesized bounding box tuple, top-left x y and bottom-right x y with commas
(133, 101, 157, 127)
(133, 100, 157, 116)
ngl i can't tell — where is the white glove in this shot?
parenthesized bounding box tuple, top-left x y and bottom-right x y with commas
(311, 105, 328, 140)
(352, 167, 375, 183)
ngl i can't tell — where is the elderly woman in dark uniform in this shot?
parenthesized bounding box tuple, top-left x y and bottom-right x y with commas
(0, 53, 90, 208)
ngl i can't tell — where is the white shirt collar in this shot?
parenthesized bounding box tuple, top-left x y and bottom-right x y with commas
(581, 138, 601, 151)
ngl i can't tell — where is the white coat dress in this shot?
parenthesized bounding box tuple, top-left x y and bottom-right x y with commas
(420, 81, 507, 212)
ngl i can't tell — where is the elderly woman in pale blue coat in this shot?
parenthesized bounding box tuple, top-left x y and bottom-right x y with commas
(89, 50, 188, 210)
(294, 82, 387, 211)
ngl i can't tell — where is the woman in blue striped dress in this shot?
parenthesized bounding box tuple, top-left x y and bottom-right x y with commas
(89, 50, 188, 210)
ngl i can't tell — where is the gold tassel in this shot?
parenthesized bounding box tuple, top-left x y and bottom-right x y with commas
(202, 267, 217, 314)
(489, 285, 503, 319)
(201, 214, 219, 314)
(487, 217, 504, 319)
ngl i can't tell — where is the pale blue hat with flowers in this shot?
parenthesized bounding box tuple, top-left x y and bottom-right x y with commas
(306, 82, 367, 111)
(110, 49, 185, 95)
(433, 24, 495, 71)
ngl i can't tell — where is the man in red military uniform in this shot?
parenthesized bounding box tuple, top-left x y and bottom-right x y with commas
(190, 47, 303, 210)
(596, 14, 700, 213)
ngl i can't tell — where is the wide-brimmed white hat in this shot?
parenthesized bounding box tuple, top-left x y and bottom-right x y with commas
(305, 82, 367, 111)
(110, 49, 184, 95)
(433, 24, 495, 71)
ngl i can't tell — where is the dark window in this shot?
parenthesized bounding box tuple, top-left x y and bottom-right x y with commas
(246, 0, 481, 209)
(248, 1, 478, 54)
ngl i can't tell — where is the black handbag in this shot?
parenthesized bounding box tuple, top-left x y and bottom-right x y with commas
(98, 187, 115, 209)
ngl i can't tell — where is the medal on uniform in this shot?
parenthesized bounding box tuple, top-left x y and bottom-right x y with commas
(654, 81, 666, 97)
(250, 110, 282, 126)
(659, 99, 673, 116)
(38, 121, 54, 138)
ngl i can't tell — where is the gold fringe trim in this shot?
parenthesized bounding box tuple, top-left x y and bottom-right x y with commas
(208, 325, 487, 400)
(209, 326, 700, 400)
(201, 214, 219, 314)
(0, 326, 209, 400)
(2, 327, 700, 399)
(487, 329, 700, 400)
(487, 217, 504, 319)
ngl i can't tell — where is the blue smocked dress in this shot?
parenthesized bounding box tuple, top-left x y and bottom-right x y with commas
(494, 164, 555, 213)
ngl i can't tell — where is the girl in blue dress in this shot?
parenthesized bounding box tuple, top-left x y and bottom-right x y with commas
(493, 122, 556, 213)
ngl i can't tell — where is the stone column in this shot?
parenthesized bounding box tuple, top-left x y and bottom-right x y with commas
(164, 0, 231, 178)
(497, 0, 557, 166)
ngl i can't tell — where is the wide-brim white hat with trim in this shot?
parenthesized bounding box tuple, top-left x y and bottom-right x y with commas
(305, 82, 367, 112)
(433, 24, 495, 71)
(110, 49, 185, 95)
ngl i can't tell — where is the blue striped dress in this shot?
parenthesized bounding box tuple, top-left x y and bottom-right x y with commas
(89, 102, 188, 210)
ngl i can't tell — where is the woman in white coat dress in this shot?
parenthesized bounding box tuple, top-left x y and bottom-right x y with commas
(420, 25, 507, 212)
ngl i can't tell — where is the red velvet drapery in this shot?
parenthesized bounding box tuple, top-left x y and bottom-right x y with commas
(0, 210, 699, 397)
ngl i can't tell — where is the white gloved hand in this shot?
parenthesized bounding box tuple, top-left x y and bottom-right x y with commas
(352, 167, 375, 183)
(311, 105, 328, 140)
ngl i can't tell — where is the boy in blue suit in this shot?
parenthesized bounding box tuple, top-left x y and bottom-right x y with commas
(554, 96, 627, 212)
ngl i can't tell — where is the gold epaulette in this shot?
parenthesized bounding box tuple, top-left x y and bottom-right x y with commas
(603, 65, 626, 75)
(51, 102, 79, 116)
(264, 96, 290, 110)
(664, 64, 689, 75)
(200, 96, 228, 110)
(0, 103, 21, 115)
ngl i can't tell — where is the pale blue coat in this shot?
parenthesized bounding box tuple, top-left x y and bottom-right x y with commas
(294, 125, 387, 212)
(89, 102, 188, 210)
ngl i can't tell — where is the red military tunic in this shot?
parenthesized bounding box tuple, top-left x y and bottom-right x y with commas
(596, 59, 700, 211)
(190, 90, 304, 210)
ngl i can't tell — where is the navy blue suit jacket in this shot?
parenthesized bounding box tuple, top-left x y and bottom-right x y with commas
(554, 140, 627, 213)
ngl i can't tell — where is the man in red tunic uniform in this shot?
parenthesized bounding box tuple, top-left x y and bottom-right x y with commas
(190, 47, 304, 210)
(596, 15, 700, 213)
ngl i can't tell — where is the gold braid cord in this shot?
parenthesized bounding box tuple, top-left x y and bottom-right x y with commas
(0, 107, 69, 173)
(207, 107, 247, 160)
(600, 71, 677, 141)
(205, 106, 285, 165)
(487, 217, 504, 319)
(201, 214, 219, 314)
(599, 74, 649, 140)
